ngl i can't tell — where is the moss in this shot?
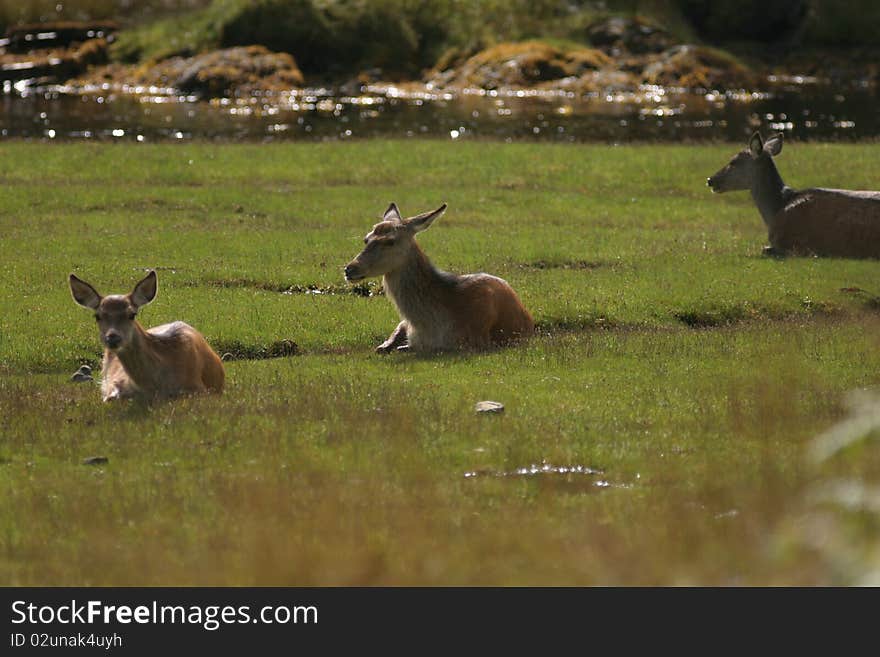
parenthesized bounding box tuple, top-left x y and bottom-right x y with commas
(0, 37, 109, 83)
(641, 44, 756, 88)
(73, 44, 303, 97)
(429, 40, 613, 90)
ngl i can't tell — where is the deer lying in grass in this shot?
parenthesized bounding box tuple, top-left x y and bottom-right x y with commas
(344, 203, 534, 352)
(69, 270, 225, 401)
(707, 131, 880, 258)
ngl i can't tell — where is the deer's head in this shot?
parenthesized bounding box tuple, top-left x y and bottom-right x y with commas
(344, 203, 447, 281)
(69, 270, 158, 352)
(707, 131, 784, 193)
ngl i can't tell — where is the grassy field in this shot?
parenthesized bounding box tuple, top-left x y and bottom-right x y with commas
(1, 140, 879, 585)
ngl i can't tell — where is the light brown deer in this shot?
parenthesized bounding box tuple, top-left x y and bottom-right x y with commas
(69, 270, 225, 401)
(707, 131, 880, 258)
(344, 203, 534, 352)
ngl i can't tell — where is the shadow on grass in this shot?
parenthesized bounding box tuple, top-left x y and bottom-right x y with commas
(839, 286, 880, 312)
(215, 338, 299, 361)
(514, 259, 618, 272)
(673, 300, 843, 328)
(199, 277, 381, 297)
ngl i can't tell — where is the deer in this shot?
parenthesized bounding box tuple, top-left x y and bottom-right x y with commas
(707, 131, 880, 258)
(68, 270, 225, 402)
(344, 203, 534, 352)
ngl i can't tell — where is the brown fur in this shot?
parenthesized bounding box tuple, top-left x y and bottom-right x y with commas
(69, 271, 225, 402)
(381, 243, 534, 351)
(345, 203, 534, 352)
(100, 320, 225, 402)
(770, 189, 880, 258)
(708, 132, 880, 259)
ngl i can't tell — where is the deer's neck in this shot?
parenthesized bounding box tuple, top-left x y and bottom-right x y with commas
(751, 158, 790, 227)
(382, 243, 454, 328)
(113, 323, 162, 390)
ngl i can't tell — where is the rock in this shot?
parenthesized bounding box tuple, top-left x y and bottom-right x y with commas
(587, 16, 673, 56)
(174, 46, 304, 97)
(1, 38, 108, 84)
(70, 364, 93, 383)
(72, 45, 305, 98)
(427, 41, 611, 90)
(82, 456, 108, 465)
(641, 45, 756, 89)
(475, 401, 505, 414)
(3, 21, 118, 53)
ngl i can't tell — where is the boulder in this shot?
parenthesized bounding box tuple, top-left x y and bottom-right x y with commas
(0, 38, 108, 84)
(587, 16, 673, 55)
(642, 45, 756, 88)
(428, 41, 611, 90)
(174, 46, 304, 97)
(72, 45, 305, 98)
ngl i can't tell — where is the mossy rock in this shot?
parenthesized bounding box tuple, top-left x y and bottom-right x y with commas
(175, 46, 304, 97)
(70, 45, 304, 97)
(3, 20, 118, 53)
(642, 45, 756, 89)
(0, 38, 108, 83)
(428, 40, 611, 90)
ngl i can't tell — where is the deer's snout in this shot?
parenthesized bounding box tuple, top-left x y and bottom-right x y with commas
(104, 331, 123, 349)
(344, 262, 364, 282)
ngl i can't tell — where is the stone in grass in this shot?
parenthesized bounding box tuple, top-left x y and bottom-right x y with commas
(475, 401, 505, 414)
(71, 364, 93, 383)
(82, 456, 108, 466)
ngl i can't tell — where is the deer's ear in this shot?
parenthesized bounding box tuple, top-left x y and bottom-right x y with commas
(407, 203, 448, 233)
(131, 270, 158, 308)
(749, 132, 764, 158)
(383, 203, 402, 223)
(69, 274, 102, 310)
(764, 132, 783, 157)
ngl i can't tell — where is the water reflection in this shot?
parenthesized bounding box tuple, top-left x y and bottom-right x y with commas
(0, 79, 874, 142)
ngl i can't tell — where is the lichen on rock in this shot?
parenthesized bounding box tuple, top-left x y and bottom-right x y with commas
(641, 45, 756, 89)
(71, 45, 305, 98)
(427, 40, 612, 91)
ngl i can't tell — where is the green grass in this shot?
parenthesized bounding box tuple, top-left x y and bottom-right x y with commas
(1, 140, 879, 585)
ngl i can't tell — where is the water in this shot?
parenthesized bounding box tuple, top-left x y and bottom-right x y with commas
(1, 78, 877, 143)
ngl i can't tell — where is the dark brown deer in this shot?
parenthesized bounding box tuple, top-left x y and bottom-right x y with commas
(344, 203, 534, 352)
(707, 132, 880, 258)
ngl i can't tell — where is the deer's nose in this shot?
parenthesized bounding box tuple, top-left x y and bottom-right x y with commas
(104, 332, 122, 349)
(344, 264, 361, 282)
(706, 177, 713, 187)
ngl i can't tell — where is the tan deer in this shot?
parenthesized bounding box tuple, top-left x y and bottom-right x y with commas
(344, 203, 534, 352)
(69, 270, 225, 401)
(707, 131, 880, 258)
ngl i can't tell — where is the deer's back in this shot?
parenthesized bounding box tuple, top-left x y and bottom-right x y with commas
(453, 273, 534, 345)
(147, 322, 225, 393)
(102, 321, 224, 400)
(772, 188, 880, 258)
